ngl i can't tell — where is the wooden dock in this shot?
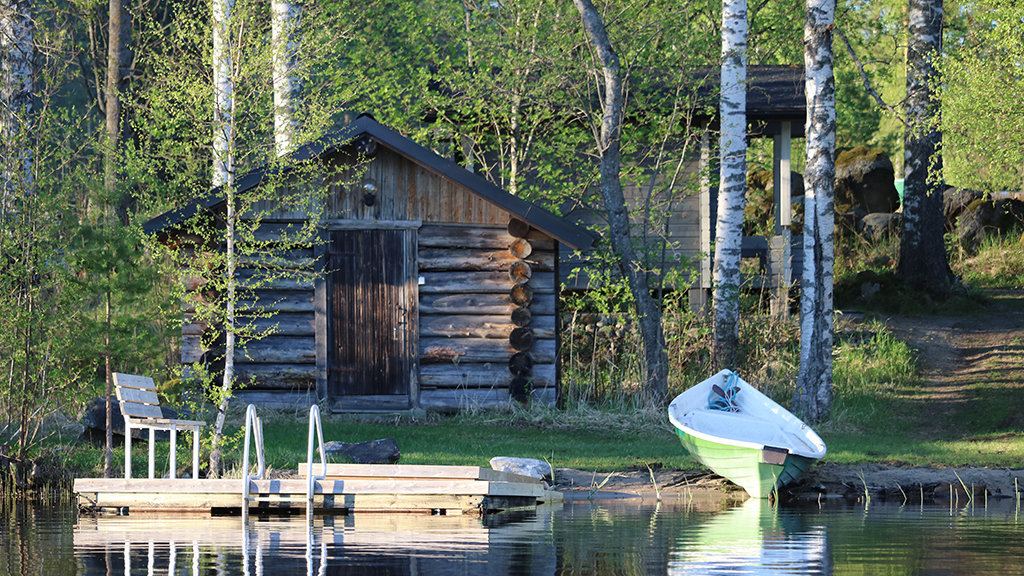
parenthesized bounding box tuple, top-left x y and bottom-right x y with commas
(74, 464, 561, 516)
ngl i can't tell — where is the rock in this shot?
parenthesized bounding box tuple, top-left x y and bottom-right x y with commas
(956, 197, 1024, 251)
(489, 456, 552, 482)
(78, 397, 187, 444)
(857, 212, 900, 241)
(943, 187, 982, 231)
(744, 169, 806, 235)
(835, 147, 900, 214)
(323, 438, 400, 464)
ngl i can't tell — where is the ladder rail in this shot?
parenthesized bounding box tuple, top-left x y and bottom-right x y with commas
(307, 404, 327, 506)
(242, 404, 266, 516)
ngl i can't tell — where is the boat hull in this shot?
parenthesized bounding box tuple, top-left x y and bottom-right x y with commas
(674, 427, 815, 498)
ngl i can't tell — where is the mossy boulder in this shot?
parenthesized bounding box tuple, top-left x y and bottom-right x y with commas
(957, 196, 1024, 251)
(744, 169, 805, 235)
(835, 147, 899, 214)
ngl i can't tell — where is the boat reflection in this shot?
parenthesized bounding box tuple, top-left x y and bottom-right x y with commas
(669, 498, 831, 575)
(74, 507, 558, 575)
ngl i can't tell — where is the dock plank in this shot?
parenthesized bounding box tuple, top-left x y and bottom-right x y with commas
(296, 463, 544, 485)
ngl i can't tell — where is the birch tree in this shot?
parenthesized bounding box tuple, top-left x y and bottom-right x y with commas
(572, 0, 668, 403)
(711, 0, 747, 371)
(1, 0, 33, 213)
(272, 0, 299, 157)
(794, 0, 836, 423)
(899, 0, 951, 294)
(208, 0, 236, 475)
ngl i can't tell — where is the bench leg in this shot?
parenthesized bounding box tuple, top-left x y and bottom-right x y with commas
(148, 428, 155, 479)
(193, 429, 200, 480)
(169, 426, 177, 479)
(125, 423, 132, 479)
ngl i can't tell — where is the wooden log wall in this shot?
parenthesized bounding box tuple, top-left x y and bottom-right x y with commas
(417, 222, 558, 409)
(181, 222, 318, 392)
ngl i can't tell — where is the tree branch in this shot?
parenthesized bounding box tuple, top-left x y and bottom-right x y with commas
(835, 25, 906, 126)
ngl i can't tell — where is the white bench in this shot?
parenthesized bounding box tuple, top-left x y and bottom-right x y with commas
(113, 373, 205, 479)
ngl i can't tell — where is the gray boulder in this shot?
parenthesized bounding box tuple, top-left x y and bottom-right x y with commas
(324, 438, 400, 464)
(943, 187, 983, 231)
(489, 456, 552, 482)
(858, 212, 900, 241)
(956, 197, 1024, 251)
(79, 397, 185, 444)
(835, 147, 900, 214)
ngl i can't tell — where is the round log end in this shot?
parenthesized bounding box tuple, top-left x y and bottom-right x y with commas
(510, 376, 530, 403)
(509, 261, 532, 285)
(508, 238, 533, 259)
(509, 351, 534, 376)
(507, 218, 531, 238)
(511, 306, 533, 327)
(509, 327, 535, 351)
(510, 284, 534, 306)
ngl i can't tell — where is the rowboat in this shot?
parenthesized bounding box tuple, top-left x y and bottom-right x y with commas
(668, 370, 826, 498)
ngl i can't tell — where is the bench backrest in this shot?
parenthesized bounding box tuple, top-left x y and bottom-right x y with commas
(113, 372, 164, 420)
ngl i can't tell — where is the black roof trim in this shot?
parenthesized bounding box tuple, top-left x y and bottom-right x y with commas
(143, 114, 596, 250)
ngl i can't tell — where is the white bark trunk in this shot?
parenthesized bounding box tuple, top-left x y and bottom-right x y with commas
(1, 0, 33, 212)
(212, 0, 233, 187)
(210, 0, 235, 475)
(272, 0, 300, 157)
(795, 0, 836, 423)
(711, 0, 747, 370)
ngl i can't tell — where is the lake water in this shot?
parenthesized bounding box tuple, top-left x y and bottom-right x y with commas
(4, 496, 1024, 575)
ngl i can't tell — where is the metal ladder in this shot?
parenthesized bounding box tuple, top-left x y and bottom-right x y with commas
(306, 404, 327, 512)
(242, 403, 327, 517)
(241, 404, 266, 518)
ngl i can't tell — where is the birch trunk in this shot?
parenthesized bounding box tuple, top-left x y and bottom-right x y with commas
(711, 0, 747, 371)
(272, 0, 299, 157)
(573, 0, 668, 403)
(794, 0, 836, 424)
(1, 0, 33, 214)
(899, 0, 951, 295)
(210, 0, 236, 476)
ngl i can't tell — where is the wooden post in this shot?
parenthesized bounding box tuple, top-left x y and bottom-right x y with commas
(771, 121, 792, 317)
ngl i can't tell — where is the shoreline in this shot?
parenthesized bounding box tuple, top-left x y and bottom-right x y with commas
(553, 463, 1024, 504)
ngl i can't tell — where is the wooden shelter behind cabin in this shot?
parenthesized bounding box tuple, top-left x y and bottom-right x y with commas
(561, 66, 807, 315)
(145, 115, 593, 412)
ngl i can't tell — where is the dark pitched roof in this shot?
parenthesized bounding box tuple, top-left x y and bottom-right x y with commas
(143, 114, 595, 250)
(691, 65, 805, 126)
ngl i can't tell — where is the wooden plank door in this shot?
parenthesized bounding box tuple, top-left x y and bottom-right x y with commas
(327, 229, 415, 409)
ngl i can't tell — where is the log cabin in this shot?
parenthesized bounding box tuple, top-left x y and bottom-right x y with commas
(144, 114, 594, 412)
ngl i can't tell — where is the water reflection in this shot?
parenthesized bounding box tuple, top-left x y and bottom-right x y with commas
(669, 499, 830, 575)
(2, 497, 1021, 575)
(73, 507, 558, 575)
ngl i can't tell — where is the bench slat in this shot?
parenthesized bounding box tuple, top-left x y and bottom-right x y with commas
(115, 386, 160, 406)
(120, 400, 164, 419)
(113, 373, 157, 391)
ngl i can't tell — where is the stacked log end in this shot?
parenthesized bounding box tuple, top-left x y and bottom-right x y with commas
(507, 218, 534, 403)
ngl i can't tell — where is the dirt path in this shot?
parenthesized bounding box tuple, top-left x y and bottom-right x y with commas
(884, 289, 1024, 439)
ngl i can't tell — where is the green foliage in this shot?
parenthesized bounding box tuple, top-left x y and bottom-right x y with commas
(953, 229, 1024, 288)
(941, 0, 1024, 193)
